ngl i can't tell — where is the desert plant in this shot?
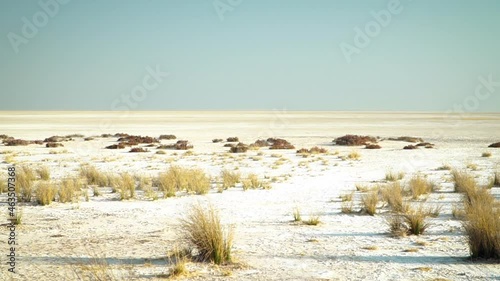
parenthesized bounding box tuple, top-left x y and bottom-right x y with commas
(221, 169, 241, 189)
(408, 174, 433, 199)
(494, 171, 500, 187)
(119, 173, 135, 200)
(451, 169, 477, 195)
(341, 201, 354, 214)
(7, 209, 23, 225)
(381, 182, 405, 213)
(482, 151, 492, 157)
(80, 165, 109, 187)
(385, 170, 405, 181)
(242, 173, 261, 191)
(180, 203, 234, 265)
(16, 166, 36, 202)
(36, 166, 51, 180)
(186, 169, 211, 195)
(59, 178, 78, 203)
(35, 181, 57, 206)
(387, 215, 408, 237)
(92, 186, 101, 197)
(340, 191, 354, 202)
(157, 166, 188, 198)
(168, 247, 189, 277)
(362, 191, 379, 216)
(293, 207, 302, 222)
(462, 186, 500, 259)
(304, 215, 321, 226)
(347, 150, 361, 160)
(403, 205, 431, 235)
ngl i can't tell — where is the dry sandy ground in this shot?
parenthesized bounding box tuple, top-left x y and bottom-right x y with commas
(0, 111, 499, 280)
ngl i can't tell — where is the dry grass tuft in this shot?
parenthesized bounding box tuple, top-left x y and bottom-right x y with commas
(303, 215, 321, 226)
(37, 166, 51, 180)
(59, 178, 80, 203)
(35, 181, 57, 206)
(16, 166, 36, 202)
(451, 169, 477, 194)
(462, 186, 500, 259)
(186, 169, 211, 195)
(362, 191, 379, 216)
(293, 207, 302, 222)
(180, 203, 234, 265)
(119, 173, 136, 200)
(403, 205, 431, 235)
(80, 165, 109, 187)
(341, 201, 354, 214)
(221, 169, 241, 189)
(381, 182, 404, 213)
(157, 167, 211, 197)
(242, 173, 262, 190)
(408, 174, 433, 199)
(347, 150, 361, 160)
(385, 170, 405, 182)
(481, 151, 492, 158)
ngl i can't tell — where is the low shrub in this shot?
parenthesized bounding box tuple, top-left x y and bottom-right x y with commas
(242, 173, 261, 190)
(36, 181, 57, 206)
(408, 175, 433, 199)
(221, 169, 240, 189)
(362, 191, 379, 216)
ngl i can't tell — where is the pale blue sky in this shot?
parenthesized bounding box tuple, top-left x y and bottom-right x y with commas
(1, 0, 499, 111)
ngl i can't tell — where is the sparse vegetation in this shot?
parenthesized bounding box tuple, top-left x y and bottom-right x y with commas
(119, 173, 135, 200)
(462, 185, 500, 259)
(341, 200, 354, 214)
(37, 166, 51, 180)
(385, 170, 405, 182)
(481, 151, 492, 157)
(221, 169, 241, 189)
(180, 203, 234, 265)
(408, 175, 433, 199)
(451, 169, 476, 194)
(186, 169, 211, 195)
(293, 207, 302, 222)
(242, 173, 262, 190)
(304, 215, 321, 226)
(80, 165, 109, 187)
(403, 205, 431, 235)
(347, 150, 361, 160)
(16, 166, 36, 202)
(362, 191, 379, 216)
(35, 181, 57, 206)
(59, 178, 79, 203)
(381, 182, 405, 213)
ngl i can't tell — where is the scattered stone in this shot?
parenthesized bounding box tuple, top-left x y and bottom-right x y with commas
(425, 145, 434, 149)
(365, 144, 381, 149)
(44, 136, 65, 143)
(117, 135, 158, 144)
(65, 134, 84, 138)
(105, 144, 126, 149)
(230, 143, 249, 153)
(224, 143, 235, 147)
(269, 138, 295, 150)
(403, 145, 418, 150)
(159, 134, 176, 140)
(114, 133, 129, 138)
(389, 136, 424, 143)
(0, 134, 10, 139)
(101, 134, 113, 138)
(33, 140, 44, 145)
(334, 135, 377, 146)
(4, 139, 30, 146)
(227, 137, 239, 142)
(488, 142, 500, 148)
(46, 142, 64, 148)
(252, 139, 269, 147)
(84, 137, 94, 141)
(297, 146, 328, 154)
(416, 142, 433, 147)
(212, 139, 224, 143)
(129, 147, 148, 153)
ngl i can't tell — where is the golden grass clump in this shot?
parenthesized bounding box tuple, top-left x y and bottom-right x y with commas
(481, 151, 492, 157)
(462, 186, 500, 259)
(451, 169, 477, 194)
(293, 207, 302, 222)
(381, 182, 405, 213)
(37, 166, 51, 180)
(408, 174, 433, 199)
(221, 169, 241, 189)
(118, 173, 136, 200)
(362, 191, 379, 216)
(16, 166, 36, 202)
(403, 205, 431, 235)
(35, 181, 57, 206)
(59, 178, 80, 203)
(304, 215, 321, 226)
(180, 203, 234, 265)
(341, 201, 354, 214)
(157, 166, 188, 198)
(242, 173, 262, 191)
(385, 170, 405, 182)
(80, 165, 109, 187)
(347, 150, 361, 160)
(186, 169, 211, 195)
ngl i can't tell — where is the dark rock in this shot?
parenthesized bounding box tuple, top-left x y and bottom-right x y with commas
(101, 134, 113, 138)
(269, 138, 295, 150)
(4, 139, 30, 146)
(44, 136, 65, 143)
(46, 142, 64, 148)
(84, 137, 94, 141)
(159, 134, 176, 140)
(117, 135, 158, 144)
(224, 143, 235, 147)
(252, 139, 269, 147)
(365, 144, 381, 149)
(105, 144, 126, 149)
(230, 143, 249, 153)
(227, 137, 239, 142)
(212, 139, 224, 143)
(416, 142, 432, 147)
(129, 147, 148, 153)
(488, 142, 500, 148)
(334, 135, 377, 146)
(403, 145, 418, 150)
